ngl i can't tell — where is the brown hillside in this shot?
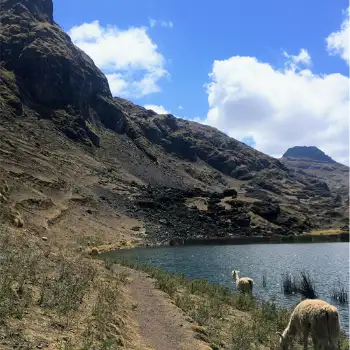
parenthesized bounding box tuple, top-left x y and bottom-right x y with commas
(0, 0, 348, 248)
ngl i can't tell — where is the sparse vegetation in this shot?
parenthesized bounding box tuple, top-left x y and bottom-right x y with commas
(38, 254, 96, 315)
(262, 275, 267, 288)
(331, 281, 349, 305)
(309, 228, 344, 235)
(0, 226, 42, 322)
(298, 271, 318, 299)
(281, 271, 318, 299)
(281, 273, 299, 295)
(0, 224, 133, 348)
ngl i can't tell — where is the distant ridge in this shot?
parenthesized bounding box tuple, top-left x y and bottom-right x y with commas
(282, 146, 336, 164)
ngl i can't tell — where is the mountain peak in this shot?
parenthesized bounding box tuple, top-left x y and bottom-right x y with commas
(282, 146, 336, 164)
(1, 0, 54, 23)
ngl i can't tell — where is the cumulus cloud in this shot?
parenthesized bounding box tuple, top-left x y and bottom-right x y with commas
(178, 105, 184, 110)
(68, 20, 168, 98)
(204, 49, 349, 165)
(144, 104, 170, 114)
(148, 18, 173, 28)
(326, 7, 349, 64)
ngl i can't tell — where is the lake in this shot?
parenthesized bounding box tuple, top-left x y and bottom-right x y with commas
(104, 242, 349, 333)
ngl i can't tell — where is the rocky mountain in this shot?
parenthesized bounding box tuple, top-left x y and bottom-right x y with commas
(281, 146, 349, 208)
(282, 146, 337, 164)
(0, 0, 348, 246)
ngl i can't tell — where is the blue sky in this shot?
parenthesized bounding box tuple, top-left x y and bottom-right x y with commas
(54, 0, 349, 164)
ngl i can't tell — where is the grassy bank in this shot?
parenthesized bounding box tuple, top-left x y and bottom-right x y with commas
(112, 259, 349, 350)
(0, 224, 137, 349)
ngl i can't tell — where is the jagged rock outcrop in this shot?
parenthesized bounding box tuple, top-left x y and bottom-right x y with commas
(1, 0, 126, 146)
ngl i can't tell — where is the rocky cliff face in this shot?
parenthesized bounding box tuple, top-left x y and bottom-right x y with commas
(0, 0, 348, 244)
(1, 0, 126, 146)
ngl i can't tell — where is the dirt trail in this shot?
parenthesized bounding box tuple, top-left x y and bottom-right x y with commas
(127, 269, 211, 350)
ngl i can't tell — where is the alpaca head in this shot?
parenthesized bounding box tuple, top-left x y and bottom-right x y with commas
(231, 270, 240, 280)
(276, 332, 288, 350)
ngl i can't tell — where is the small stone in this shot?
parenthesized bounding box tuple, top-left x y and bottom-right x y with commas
(42, 236, 48, 241)
(89, 247, 99, 256)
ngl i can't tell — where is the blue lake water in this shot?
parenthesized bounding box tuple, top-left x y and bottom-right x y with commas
(105, 242, 349, 333)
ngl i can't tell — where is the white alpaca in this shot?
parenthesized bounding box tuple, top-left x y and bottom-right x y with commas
(231, 270, 253, 294)
(276, 299, 340, 350)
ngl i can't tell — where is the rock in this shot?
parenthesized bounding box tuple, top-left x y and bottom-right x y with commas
(231, 165, 250, 179)
(250, 201, 281, 221)
(42, 236, 48, 241)
(222, 188, 238, 198)
(283, 146, 336, 163)
(1, 0, 125, 146)
(89, 247, 99, 255)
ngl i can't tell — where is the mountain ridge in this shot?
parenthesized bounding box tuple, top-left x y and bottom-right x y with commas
(282, 146, 340, 164)
(0, 0, 348, 246)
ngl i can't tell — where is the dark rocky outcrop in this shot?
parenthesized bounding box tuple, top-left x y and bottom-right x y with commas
(283, 146, 336, 164)
(251, 201, 281, 221)
(0, 0, 126, 145)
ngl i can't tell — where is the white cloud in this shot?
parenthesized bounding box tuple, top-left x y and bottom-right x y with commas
(178, 105, 184, 110)
(68, 20, 168, 98)
(144, 104, 170, 114)
(161, 20, 173, 28)
(283, 48, 312, 71)
(148, 18, 173, 28)
(326, 7, 349, 65)
(148, 18, 157, 28)
(204, 50, 349, 165)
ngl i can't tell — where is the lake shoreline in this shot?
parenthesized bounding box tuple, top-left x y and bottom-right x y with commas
(107, 260, 350, 348)
(121, 232, 349, 251)
(168, 232, 349, 247)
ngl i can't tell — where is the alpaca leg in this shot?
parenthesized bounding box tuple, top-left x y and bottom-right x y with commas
(311, 334, 321, 350)
(302, 330, 309, 350)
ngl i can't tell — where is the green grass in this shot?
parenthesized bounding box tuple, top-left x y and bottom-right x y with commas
(111, 258, 350, 350)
